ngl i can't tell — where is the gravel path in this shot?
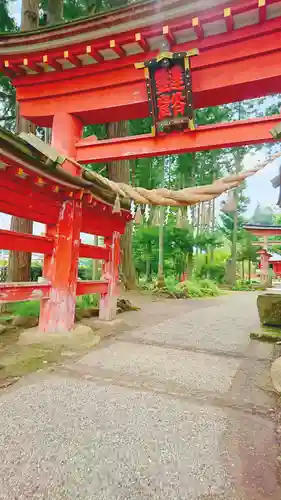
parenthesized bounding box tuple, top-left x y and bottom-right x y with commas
(0, 292, 280, 499)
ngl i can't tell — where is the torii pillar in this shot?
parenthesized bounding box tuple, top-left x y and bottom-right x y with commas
(39, 112, 83, 332)
(257, 248, 271, 287)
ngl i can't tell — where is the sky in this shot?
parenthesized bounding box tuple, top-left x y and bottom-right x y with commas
(9, 0, 21, 23)
(3, 0, 281, 236)
(240, 149, 280, 214)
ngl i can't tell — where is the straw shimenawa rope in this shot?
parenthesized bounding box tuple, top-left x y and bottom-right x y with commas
(83, 151, 281, 207)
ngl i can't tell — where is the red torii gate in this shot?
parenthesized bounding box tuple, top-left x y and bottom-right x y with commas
(1, 0, 281, 332)
(0, 128, 130, 331)
(244, 224, 281, 284)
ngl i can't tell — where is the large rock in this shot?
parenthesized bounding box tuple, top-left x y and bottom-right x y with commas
(257, 293, 281, 327)
(12, 316, 38, 329)
(19, 324, 100, 348)
(75, 307, 99, 321)
(117, 299, 140, 313)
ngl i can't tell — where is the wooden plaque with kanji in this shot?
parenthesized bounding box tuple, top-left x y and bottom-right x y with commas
(143, 52, 196, 135)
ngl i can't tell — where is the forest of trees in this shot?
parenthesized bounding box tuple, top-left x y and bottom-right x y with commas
(1, 0, 281, 291)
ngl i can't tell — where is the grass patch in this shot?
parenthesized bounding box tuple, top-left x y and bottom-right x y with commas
(76, 294, 99, 309)
(10, 301, 40, 318)
(232, 280, 267, 292)
(10, 295, 100, 320)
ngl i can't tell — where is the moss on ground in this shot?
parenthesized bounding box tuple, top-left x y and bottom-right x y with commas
(0, 329, 100, 388)
(0, 294, 138, 387)
(250, 326, 281, 343)
(0, 345, 62, 383)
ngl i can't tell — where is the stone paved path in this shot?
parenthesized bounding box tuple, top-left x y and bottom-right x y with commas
(0, 292, 280, 499)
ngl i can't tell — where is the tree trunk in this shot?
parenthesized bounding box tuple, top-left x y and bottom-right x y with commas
(106, 121, 136, 290)
(248, 259, 251, 283)
(7, 0, 39, 284)
(46, 0, 64, 25)
(157, 158, 166, 288)
(8, 218, 33, 282)
(21, 0, 38, 30)
(145, 240, 152, 282)
(210, 169, 216, 262)
(120, 223, 135, 290)
(187, 252, 193, 280)
(157, 206, 165, 287)
(228, 204, 238, 287)
(145, 258, 151, 282)
(242, 260, 245, 281)
(195, 204, 200, 257)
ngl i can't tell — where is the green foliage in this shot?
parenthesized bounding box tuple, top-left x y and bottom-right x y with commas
(133, 221, 222, 280)
(133, 225, 159, 276)
(198, 279, 221, 296)
(0, 1, 18, 32)
(273, 214, 281, 226)
(10, 301, 40, 317)
(78, 265, 93, 280)
(0, 1, 17, 130)
(237, 231, 257, 263)
(177, 280, 204, 297)
(232, 280, 256, 291)
(76, 294, 99, 308)
(177, 279, 220, 298)
(220, 182, 250, 243)
(140, 274, 220, 299)
(164, 275, 178, 290)
(198, 262, 226, 284)
(31, 265, 43, 282)
(40, 0, 131, 21)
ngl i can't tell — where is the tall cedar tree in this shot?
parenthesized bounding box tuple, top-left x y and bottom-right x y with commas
(7, 0, 39, 283)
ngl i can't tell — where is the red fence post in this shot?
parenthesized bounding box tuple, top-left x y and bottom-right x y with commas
(99, 231, 120, 321)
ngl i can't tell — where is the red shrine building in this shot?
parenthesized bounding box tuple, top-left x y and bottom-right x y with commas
(257, 249, 281, 279)
(1, 0, 281, 332)
(268, 252, 281, 277)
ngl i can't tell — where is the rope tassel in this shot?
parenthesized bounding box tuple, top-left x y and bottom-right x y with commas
(221, 191, 236, 213)
(112, 193, 121, 213)
(134, 206, 143, 224)
(152, 208, 160, 226)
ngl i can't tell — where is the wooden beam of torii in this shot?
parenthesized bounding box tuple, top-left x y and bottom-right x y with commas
(76, 116, 281, 164)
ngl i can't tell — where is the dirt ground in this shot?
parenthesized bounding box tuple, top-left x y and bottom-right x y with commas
(0, 291, 281, 499)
